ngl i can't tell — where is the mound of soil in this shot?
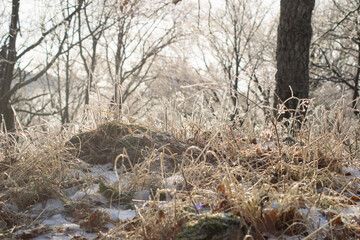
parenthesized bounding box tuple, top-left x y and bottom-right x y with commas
(67, 121, 191, 171)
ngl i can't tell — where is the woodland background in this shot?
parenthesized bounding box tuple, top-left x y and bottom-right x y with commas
(0, 0, 359, 130)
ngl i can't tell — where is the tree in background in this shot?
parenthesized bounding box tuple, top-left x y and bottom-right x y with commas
(78, 0, 111, 106)
(0, 0, 84, 130)
(199, 0, 274, 124)
(311, 0, 360, 115)
(104, 0, 180, 118)
(274, 0, 315, 122)
(6, 0, 352, 130)
(0, 0, 185, 128)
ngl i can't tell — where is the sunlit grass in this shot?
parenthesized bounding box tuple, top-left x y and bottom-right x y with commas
(1, 97, 360, 239)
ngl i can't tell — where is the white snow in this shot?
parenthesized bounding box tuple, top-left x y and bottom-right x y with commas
(134, 190, 151, 201)
(96, 207, 137, 221)
(12, 160, 360, 239)
(343, 166, 360, 178)
(88, 163, 122, 184)
(32, 199, 64, 212)
(13, 162, 137, 240)
(41, 214, 72, 225)
(165, 174, 184, 190)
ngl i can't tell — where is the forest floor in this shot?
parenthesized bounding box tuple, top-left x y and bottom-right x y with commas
(1, 112, 360, 240)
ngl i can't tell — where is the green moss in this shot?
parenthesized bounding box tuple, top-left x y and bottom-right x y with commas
(177, 214, 245, 240)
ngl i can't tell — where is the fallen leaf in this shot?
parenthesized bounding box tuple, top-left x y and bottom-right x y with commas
(79, 210, 110, 233)
(327, 211, 337, 217)
(213, 199, 231, 212)
(258, 209, 281, 236)
(217, 184, 225, 193)
(72, 208, 91, 221)
(351, 196, 360, 202)
(332, 215, 343, 226)
(18, 226, 49, 239)
(158, 209, 165, 220)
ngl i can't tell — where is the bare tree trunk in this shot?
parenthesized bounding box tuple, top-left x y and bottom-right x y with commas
(78, 2, 109, 105)
(62, 0, 72, 125)
(353, 40, 360, 116)
(274, 0, 315, 122)
(113, 27, 125, 118)
(0, 0, 84, 129)
(63, 49, 70, 125)
(229, 22, 241, 123)
(0, 0, 19, 130)
(352, 9, 360, 116)
(85, 39, 98, 105)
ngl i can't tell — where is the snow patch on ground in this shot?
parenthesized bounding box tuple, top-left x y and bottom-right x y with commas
(31, 199, 65, 215)
(97, 207, 136, 221)
(343, 166, 360, 178)
(11, 161, 360, 239)
(13, 162, 137, 239)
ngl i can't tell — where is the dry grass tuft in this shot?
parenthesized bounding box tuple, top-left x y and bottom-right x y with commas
(0, 131, 77, 208)
(100, 100, 360, 239)
(1, 98, 360, 239)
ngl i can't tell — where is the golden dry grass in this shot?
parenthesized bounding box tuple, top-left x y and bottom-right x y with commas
(1, 99, 360, 239)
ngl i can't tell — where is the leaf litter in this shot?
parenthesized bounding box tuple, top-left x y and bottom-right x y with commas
(1, 119, 360, 239)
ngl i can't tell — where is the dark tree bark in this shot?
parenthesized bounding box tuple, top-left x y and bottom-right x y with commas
(353, 34, 360, 115)
(0, 0, 19, 131)
(0, 0, 84, 130)
(274, 0, 315, 122)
